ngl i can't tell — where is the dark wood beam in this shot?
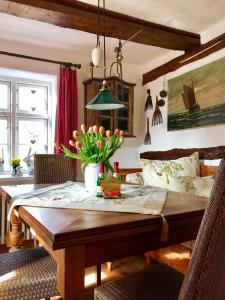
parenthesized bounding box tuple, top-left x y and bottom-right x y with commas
(142, 33, 225, 85)
(0, 0, 200, 51)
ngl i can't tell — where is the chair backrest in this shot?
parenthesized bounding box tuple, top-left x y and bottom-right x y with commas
(34, 154, 76, 184)
(178, 159, 225, 300)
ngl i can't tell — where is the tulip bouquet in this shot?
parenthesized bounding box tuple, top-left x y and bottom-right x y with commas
(61, 124, 124, 173)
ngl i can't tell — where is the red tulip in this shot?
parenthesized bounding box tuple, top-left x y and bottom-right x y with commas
(75, 141, 82, 149)
(73, 130, 79, 138)
(119, 130, 124, 136)
(106, 130, 112, 138)
(69, 140, 75, 147)
(54, 142, 61, 150)
(93, 125, 98, 134)
(114, 128, 120, 135)
(96, 140, 103, 148)
(99, 126, 105, 135)
(88, 126, 93, 134)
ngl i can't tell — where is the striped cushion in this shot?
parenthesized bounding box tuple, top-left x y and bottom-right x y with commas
(94, 263, 184, 300)
(0, 247, 59, 300)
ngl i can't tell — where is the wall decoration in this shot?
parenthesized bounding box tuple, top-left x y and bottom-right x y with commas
(159, 75, 168, 104)
(152, 96, 163, 126)
(168, 56, 225, 131)
(144, 117, 151, 145)
(144, 89, 153, 111)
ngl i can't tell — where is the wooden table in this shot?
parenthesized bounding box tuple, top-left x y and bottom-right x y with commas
(0, 184, 208, 300)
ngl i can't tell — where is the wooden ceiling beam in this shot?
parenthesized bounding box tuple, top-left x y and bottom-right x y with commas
(0, 0, 200, 51)
(142, 33, 225, 85)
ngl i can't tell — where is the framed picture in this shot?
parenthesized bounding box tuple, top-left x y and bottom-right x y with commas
(168, 56, 225, 131)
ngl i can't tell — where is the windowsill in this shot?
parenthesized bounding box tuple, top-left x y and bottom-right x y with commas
(0, 174, 34, 185)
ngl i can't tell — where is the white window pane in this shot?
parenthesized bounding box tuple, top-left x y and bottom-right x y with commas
(0, 118, 10, 172)
(17, 83, 48, 114)
(0, 81, 10, 110)
(18, 119, 48, 161)
(0, 118, 8, 144)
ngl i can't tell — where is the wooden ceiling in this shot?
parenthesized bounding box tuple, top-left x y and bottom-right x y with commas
(2, 0, 223, 85)
(142, 33, 225, 85)
(0, 0, 200, 51)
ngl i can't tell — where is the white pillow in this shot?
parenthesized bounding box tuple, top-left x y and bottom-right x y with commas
(126, 172, 144, 185)
(140, 153, 200, 188)
(193, 176, 214, 197)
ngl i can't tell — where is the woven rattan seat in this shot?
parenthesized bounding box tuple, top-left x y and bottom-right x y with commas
(95, 159, 225, 300)
(95, 263, 184, 300)
(34, 154, 76, 184)
(0, 247, 59, 300)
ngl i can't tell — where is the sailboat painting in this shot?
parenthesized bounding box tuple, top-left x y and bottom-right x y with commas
(168, 55, 225, 131)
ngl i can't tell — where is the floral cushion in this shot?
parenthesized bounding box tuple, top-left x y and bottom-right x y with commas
(140, 153, 200, 189)
(126, 172, 144, 185)
(165, 175, 196, 193)
(193, 176, 215, 197)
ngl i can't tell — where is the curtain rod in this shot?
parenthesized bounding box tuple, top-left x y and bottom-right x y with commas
(0, 50, 81, 69)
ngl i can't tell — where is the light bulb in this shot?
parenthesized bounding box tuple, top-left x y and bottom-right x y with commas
(92, 45, 103, 67)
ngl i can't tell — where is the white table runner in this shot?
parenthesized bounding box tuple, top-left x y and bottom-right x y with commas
(8, 182, 167, 218)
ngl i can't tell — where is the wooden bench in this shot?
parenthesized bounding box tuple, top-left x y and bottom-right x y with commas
(120, 146, 224, 274)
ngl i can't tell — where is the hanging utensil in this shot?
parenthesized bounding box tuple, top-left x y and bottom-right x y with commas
(158, 98, 165, 107)
(144, 117, 151, 145)
(152, 96, 163, 126)
(144, 89, 153, 111)
(159, 75, 168, 98)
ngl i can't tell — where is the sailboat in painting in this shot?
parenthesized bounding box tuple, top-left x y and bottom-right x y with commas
(181, 80, 200, 113)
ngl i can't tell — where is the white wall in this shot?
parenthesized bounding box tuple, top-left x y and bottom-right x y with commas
(0, 38, 143, 177)
(2, 16, 225, 175)
(139, 20, 225, 155)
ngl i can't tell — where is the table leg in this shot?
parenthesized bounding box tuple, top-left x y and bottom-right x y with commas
(7, 208, 24, 251)
(96, 264, 101, 286)
(55, 245, 85, 300)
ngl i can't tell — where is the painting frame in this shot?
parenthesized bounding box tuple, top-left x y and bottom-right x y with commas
(168, 56, 225, 131)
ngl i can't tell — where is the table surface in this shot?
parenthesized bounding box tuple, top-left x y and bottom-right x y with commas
(1, 184, 208, 299)
(1, 184, 207, 250)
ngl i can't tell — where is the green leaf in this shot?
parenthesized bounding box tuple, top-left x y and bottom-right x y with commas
(61, 145, 82, 160)
(104, 160, 113, 173)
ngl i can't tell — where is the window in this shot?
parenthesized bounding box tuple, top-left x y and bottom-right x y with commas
(0, 77, 53, 173)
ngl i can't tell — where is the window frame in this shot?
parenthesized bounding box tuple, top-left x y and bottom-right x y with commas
(0, 75, 53, 173)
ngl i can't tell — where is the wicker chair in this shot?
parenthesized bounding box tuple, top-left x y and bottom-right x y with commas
(34, 154, 76, 184)
(34, 154, 102, 286)
(0, 247, 61, 300)
(94, 159, 225, 300)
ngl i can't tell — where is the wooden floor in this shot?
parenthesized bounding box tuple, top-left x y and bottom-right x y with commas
(83, 245, 191, 299)
(83, 255, 147, 300)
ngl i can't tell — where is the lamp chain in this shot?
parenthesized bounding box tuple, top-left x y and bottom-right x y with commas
(103, 0, 106, 79)
(96, 0, 100, 47)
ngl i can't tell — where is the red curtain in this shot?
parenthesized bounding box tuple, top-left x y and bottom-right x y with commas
(54, 65, 78, 157)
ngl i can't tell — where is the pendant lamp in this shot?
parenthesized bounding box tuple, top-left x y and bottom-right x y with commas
(86, 0, 124, 110)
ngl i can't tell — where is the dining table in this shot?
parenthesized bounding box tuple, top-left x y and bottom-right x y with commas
(0, 183, 208, 300)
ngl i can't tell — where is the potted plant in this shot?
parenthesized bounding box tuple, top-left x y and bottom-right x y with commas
(60, 124, 124, 192)
(11, 157, 21, 176)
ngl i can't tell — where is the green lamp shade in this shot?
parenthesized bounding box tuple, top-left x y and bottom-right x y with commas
(86, 90, 124, 110)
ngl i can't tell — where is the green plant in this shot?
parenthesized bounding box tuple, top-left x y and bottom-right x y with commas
(59, 124, 124, 173)
(11, 157, 21, 169)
